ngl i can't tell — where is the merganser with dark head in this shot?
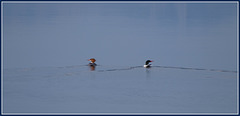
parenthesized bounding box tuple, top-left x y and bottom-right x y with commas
(144, 60, 153, 68)
(88, 58, 97, 66)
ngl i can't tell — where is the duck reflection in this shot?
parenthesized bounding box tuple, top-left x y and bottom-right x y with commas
(145, 68, 151, 79)
(89, 65, 96, 71)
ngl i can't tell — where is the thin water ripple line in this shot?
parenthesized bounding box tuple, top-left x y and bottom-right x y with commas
(57, 65, 87, 68)
(96, 65, 237, 73)
(56, 65, 237, 73)
(154, 66, 237, 73)
(97, 66, 142, 72)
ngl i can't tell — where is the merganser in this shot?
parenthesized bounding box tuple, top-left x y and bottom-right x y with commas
(144, 60, 153, 68)
(88, 58, 97, 66)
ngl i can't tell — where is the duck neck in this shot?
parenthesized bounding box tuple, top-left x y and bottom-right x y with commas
(145, 62, 149, 65)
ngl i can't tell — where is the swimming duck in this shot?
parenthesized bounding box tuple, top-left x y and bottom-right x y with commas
(88, 58, 97, 66)
(144, 60, 153, 68)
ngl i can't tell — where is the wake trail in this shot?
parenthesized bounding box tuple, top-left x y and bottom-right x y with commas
(97, 66, 142, 72)
(56, 64, 237, 73)
(97, 65, 237, 73)
(154, 66, 237, 73)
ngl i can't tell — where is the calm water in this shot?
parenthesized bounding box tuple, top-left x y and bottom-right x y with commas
(2, 1, 238, 114)
(3, 2, 237, 70)
(3, 65, 237, 114)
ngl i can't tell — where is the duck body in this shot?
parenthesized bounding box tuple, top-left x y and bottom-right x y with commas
(88, 58, 97, 66)
(88, 62, 97, 66)
(144, 64, 151, 68)
(144, 60, 152, 68)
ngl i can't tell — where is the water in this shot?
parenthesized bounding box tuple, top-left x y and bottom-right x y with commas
(3, 2, 237, 70)
(2, 1, 238, 114)
(3, 65, 237, 114)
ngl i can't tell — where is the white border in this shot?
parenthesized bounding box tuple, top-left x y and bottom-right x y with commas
(1, 1, 239, 115)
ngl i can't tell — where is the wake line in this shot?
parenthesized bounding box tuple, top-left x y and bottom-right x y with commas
(97, 66, 237, 73)
(154, 66, 237, 73)
(97, 66, 142, 72)
(59, 64, 237, 73)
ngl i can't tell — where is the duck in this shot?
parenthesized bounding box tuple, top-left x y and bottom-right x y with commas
(88, 58, 97, 66)
(144, 60, 153, 68)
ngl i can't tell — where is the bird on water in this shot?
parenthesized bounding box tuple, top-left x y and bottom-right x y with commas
(88, 58, 97, 66)
(144, 60, 153, 68)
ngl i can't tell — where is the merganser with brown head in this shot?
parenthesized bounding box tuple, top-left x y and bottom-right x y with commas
(88, 58, 97, 66)
(144, 60, 153, 68)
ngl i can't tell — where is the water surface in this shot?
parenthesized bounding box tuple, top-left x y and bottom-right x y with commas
(3, 65, 237, 114)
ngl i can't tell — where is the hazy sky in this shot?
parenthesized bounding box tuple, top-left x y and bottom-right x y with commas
(3, 2, 238, 70)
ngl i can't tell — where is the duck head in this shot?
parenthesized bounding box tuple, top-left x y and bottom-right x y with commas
(145, 60, 153, 65)
(88, 58, 96, 63)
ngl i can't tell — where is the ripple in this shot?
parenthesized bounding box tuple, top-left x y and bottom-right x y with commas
(95, 65, 237, 73)
(154, 66, 237, 73)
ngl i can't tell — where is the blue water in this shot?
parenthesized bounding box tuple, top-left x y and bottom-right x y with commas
(3, 65, 237, 114)
(2, 1, 238, 114)
(3, 2, 237, 70)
